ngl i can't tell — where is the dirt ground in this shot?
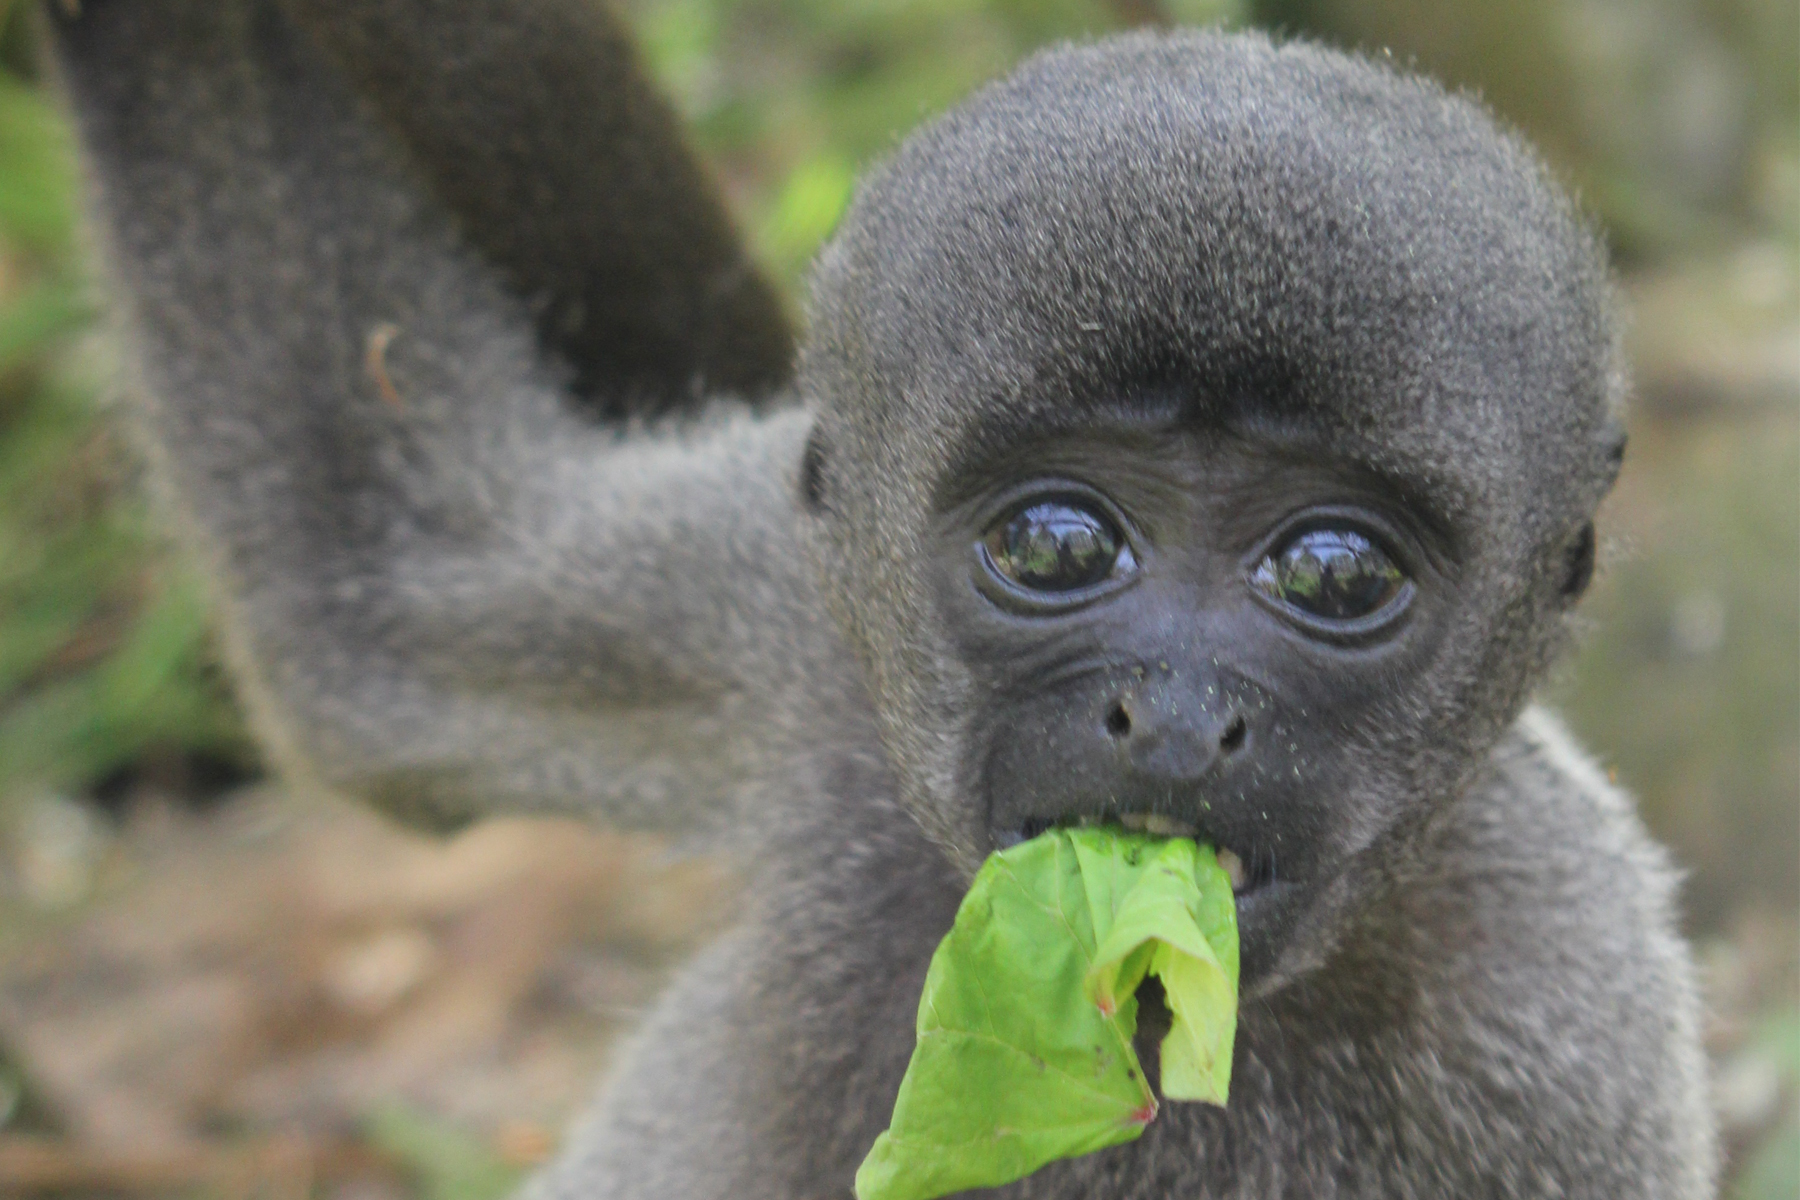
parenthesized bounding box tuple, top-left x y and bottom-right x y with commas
(0, 786, 739, 1198)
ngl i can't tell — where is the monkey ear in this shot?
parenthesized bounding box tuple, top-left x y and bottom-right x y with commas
(799, 427, 832, 512)
(43, 0, 832, 833)
(1559, 522, 1598, 603)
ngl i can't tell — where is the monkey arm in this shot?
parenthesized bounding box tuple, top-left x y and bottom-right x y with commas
(41, 0, 837, 832)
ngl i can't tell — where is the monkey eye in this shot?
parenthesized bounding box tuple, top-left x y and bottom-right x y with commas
(1250, 527, 1407, 622)
(982, 500, 1135, 594)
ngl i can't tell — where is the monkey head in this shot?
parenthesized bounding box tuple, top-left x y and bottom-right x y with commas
(797, 32, 1624, 992)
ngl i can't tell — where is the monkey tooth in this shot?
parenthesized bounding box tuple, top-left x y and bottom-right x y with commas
(1105, 815, 1241, 889)
(1216, 847, 1249, 893)
(1111, 812, 1200, 837)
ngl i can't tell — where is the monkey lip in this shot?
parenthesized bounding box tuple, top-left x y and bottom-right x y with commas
(1001, 813, 1273, 897)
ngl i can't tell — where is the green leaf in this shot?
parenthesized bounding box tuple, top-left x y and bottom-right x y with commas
(1077, 833, 1238, 1104)
(365, 1103, 522, 1200)
(855, 828, 1238, 1200)
(0, 75, 77, 252)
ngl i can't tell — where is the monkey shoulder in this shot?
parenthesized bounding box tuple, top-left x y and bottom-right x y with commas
(1324, 705, 1717, 1196)
(1416, 704, 1698, 994)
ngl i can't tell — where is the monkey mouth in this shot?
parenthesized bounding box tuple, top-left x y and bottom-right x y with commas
(1002, 813, 1275, 898)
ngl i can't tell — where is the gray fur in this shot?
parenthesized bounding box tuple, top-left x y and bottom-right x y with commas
(43, 4, 1713, 1196)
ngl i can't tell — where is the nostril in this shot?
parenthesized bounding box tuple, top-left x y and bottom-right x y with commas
(1104, 702, 1133, 739)
(1219, 715, 1247, 755)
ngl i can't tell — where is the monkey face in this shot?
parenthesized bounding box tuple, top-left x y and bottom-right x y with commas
(924, 423, 1459, 991)
(798, 32, 1623, 992)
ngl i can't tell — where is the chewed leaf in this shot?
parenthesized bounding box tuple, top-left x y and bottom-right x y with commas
(1151, 939, 1236, 1102)
(1082, 839, 1239, 1104)
(854, 1029, 1152, 1200)
(854, 828, 1239, 1200)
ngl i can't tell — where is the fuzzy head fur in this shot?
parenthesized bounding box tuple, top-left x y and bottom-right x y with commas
(800, 31, 1624, 891)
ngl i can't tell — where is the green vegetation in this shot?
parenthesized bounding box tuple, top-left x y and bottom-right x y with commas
(0, 67, 249, 807)
(366, 1104, 525, 1200)
(1551, 414, 1799, 931)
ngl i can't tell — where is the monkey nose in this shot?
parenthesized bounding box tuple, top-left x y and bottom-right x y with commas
(1102, 690, 1249, 782)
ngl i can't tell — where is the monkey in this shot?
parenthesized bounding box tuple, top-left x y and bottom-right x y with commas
(40, 1, 1715, 1196)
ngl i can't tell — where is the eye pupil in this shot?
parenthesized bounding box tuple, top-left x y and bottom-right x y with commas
(1252, 528, 1405, 620)
(987, 502, 1127, 592)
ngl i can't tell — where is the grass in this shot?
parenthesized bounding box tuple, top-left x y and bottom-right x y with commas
(0, 68, 251, 810)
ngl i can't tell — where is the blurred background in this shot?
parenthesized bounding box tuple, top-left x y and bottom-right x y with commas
(0, 0, 1792, 1196)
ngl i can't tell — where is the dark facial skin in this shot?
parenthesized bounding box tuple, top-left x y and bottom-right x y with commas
(928, 407, 1460, 988)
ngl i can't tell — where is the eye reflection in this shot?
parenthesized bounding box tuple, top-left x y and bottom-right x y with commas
(1251, 527, 1405, 621)
(984, 501, 1133, 593)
